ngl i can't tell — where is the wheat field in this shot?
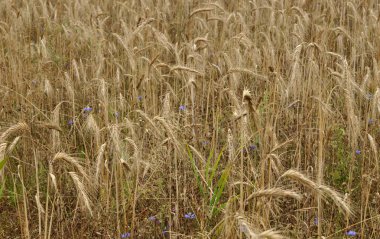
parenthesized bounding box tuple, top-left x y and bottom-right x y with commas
(0, 0, 380, 238)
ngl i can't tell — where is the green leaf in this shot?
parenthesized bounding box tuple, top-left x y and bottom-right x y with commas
(204, 147, 215, 185)
(0, 157, 8, 171)
(187, 145, 205, 195)
(0, 184, 4, 198)
(209, 165, 231, 217)
(208, 147, 225, 186)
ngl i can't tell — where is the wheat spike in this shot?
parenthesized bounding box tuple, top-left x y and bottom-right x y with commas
(69, 172, 93, 216)
(84, 114, 100, 146)
(0, 142, 6, 152)
(52, 152, 88, 181)
(170, 65, 204, 75)
(279, 169, 352, 216)
(95, 143, 106, 184)
(246, 188, 302, 202)
(236, 215, 287, 239)
(0, 122, 29, 143)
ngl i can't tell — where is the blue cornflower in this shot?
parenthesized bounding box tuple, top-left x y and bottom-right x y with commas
(355, 150, 361, 155)
(314, 217, 318, 225)
(68, 119, 74, 126)
(121, 232, 131, 238)
(114, 112, 120, 118)
(346, 230, 357, 236)
(162, 225, 169, 235)
(179, 105, 186, 111)
(368, 119, 374, 125)
(184, 212, 196, 219)
(148, 215, 156, 221)
(202, 141, 210, 146)
(83, 106, 93, 113)
(137, 96, 143, 101)
(249, 144, 257, 151)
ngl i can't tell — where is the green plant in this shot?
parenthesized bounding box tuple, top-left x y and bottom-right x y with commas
(187, 145, 229, 219)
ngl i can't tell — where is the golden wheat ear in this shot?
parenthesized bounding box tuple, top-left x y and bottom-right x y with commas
(279, 169, 353, 216)
(0, 122, 29, 143)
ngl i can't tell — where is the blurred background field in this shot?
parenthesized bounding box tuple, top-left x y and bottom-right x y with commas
(0, 0, 380, 238)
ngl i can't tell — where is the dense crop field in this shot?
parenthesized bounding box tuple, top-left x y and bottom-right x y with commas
(1, 0, 380, 238)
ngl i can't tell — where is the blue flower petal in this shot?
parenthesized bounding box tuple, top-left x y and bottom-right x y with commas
(346, 230, 357, 236)
(184, 212, 196, 219)
(83, 106, 93, 112)
(121, 232, 131, 238)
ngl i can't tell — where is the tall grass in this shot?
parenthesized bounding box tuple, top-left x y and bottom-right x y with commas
(1, 0, 380, 238)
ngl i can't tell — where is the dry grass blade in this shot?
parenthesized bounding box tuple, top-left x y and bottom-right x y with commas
(188, 145, 206, 164)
